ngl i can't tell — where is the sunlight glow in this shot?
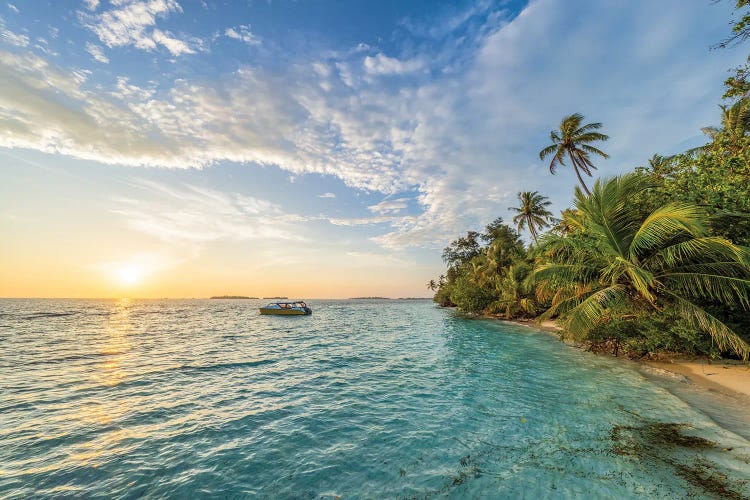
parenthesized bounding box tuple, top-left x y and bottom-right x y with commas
(118, 266, 140, 285)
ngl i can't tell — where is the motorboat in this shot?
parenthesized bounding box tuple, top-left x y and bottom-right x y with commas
(259, 301, 312, 315)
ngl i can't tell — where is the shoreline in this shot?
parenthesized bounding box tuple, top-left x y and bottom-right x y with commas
(499, 317, 750, 400)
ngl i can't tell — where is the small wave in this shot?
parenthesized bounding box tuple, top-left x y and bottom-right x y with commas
(175, 359, 277, 374)
(18, 312, 80, 320)
(15, 352, 128, 367)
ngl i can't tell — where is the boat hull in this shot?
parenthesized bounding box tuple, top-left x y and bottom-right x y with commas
(259, 308, 311, 315)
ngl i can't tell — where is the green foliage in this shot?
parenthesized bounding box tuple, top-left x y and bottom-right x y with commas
(434, 282, 455, 307)
(442, 230, 483, 269)
(584, 311, 722, 358)
(634, 99, 750, 246)
(530, 173, 750, 360)
(449, 269, 497, 314)
(716, 1, 750, 99)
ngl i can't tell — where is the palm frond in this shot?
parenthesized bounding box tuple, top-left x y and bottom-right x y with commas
(666, 292, 750, 360)
(663, 273, 750, 308)
(574, 132, 610, 144)
(539, 144, 558, 161)
(646, 237, 748, 270)
(629, 203, 706, 258)
(529, 263, 598, 286)
(579, 144, 610, 158)
(562, 285, 627, 341)
(575, 121, 603, 133)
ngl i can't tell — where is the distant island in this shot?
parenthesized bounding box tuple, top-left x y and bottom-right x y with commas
(263, 296, 288, 299)
(349, 297, 432, 300)
(210, 295, 258, 299)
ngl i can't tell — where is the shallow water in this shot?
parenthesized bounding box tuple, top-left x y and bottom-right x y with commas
(1, 298, 749, 498)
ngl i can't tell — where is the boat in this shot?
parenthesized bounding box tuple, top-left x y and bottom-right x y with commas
(259, 301, 312, 315)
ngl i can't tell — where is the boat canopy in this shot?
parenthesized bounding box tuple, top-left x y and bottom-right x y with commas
(263, 301, 307, 309)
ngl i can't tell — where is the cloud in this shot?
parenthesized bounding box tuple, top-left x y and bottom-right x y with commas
(1, 26, 28, 46)
(0, 0, 744, 251)
(7, 3, 18, 14)
(85, 42, 109, 63)
(363, 53, 425, 75)
(112, 180, 306, 244)
(224, 25, 261, 46)
(328, 216, 396, 226)
(368, 197, 409, 215)
(82, 0, 99, 11)
(319, 192, 336, 198)
(80, 0, 199, 56)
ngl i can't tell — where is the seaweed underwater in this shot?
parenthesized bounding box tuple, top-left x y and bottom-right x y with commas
(395, 416, 750, 499)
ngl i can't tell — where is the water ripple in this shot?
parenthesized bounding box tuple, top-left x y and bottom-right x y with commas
(1, 298, 749, 498)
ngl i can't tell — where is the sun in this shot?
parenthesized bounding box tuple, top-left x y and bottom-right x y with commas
(118, 266, 140, 285)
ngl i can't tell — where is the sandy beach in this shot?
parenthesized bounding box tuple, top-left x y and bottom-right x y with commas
(506, 318, 750, 399)
(644, 360, 750, 398)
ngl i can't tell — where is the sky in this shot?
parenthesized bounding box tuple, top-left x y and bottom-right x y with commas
(0, 0, 746, 299)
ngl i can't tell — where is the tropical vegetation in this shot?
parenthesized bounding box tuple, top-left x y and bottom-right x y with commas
(430, 1, 750, 361)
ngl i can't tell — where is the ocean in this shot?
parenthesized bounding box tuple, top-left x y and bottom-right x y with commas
(1, 298, 748, 498)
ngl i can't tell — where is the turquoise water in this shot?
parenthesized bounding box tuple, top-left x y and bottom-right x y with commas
(1, 299, 749, 498)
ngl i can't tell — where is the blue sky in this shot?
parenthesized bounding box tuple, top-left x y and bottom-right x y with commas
(0, 0, 746, 298)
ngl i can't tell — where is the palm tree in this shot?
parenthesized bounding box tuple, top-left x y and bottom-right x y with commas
(510, 191, 553, 245)
(701, 97, 750, 153)
(426, 279, 437, 291)
(539, 113, 609, 195)
(530, 173, 750, 360)
(493, 263, 537, 319)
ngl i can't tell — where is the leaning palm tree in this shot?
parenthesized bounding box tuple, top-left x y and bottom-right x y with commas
(426, 279, 437, 291)
(530, 173, 750, 360)
(510, 191, 553, 245)
(539, 113, 609, 195)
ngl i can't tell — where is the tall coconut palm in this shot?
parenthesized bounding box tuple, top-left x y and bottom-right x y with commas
(426, 279, 437, 291)
(539, 113, 609, 195)
(530, 173, 750, 360)
(510, 191, 553, 245)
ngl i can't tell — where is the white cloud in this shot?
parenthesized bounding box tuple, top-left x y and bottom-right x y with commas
(151, 28, 195, 55)
(80, 0, 199, 56)
(112, 180, 305, 244)
(224, 25, 261, 46)
(1, 26, 28, 46)
(7, 3, 19, 14)
(368, 197, 409, 215)
(363, 53, 425, 75)
(328, 216, 396, 226)
(85, 42, 109, 63)
(319, 192, 336, 198)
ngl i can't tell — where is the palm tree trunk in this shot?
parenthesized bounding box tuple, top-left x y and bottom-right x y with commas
(568, 151, 592, 195)
(528, 218, 539, 245)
